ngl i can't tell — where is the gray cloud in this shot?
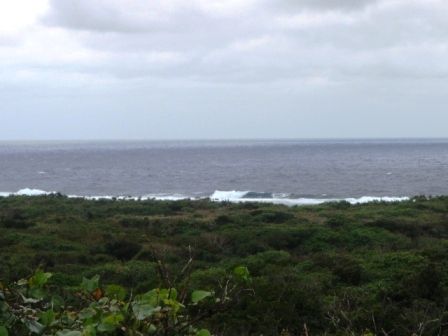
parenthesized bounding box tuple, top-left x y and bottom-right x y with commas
(266, 0, 380, 12)
(41, 0, 152, 33)
(1, 0, 448, 140)
(37, 0, 448, 84)
(0, 34, 21, 47)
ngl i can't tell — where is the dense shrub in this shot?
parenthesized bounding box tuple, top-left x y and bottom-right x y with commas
(104, 239, 142, 261)
(3, 195, 448, 335)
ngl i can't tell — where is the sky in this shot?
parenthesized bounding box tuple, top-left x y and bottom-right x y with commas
(1, 0, 447, 140)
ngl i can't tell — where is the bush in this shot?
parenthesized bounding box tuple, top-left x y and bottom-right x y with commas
(104, 239, 142, 261)
(27, 237, 83, 252)
(0, 218, 36, 229)
(251, 211, 294, 224)
(0, 267, 250, 336)
(1, 232, 27, 246)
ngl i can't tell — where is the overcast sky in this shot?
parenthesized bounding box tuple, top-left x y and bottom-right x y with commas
(1, 0, 447, 140)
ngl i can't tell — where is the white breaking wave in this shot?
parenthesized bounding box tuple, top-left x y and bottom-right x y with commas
(0, 189, 195, 202)
(0, 188, 56, 197)
(141, 193, 192, 201)
(209, 190, 408, 205)
(210, 190, 249, 201)
(0, 188, 410, 206)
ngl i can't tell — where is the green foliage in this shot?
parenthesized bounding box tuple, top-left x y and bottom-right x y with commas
(250, 210, 294, 224)
(1, 267, 250, 336)
(104, 239, 142, 261)
(0, 326, 8, 336)
(1, 232, 27, 246)
(191, 290, 212, 303)
(326, 213, 349, 228)
(27, 237, 83, 251)
(0, 210, 36, 229)
(4, 195, 448, 334)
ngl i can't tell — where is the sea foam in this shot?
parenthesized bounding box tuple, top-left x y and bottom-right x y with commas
(209, 191, 408, 205)
(0, 188, 56, 197)
(0, 188, 410, 206)
(210, 190, 249, 201)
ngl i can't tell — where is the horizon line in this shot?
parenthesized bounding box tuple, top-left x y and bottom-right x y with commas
(1, 136, 448, 142)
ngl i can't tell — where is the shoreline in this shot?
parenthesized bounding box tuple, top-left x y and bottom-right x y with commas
(0, 188, 411, 206)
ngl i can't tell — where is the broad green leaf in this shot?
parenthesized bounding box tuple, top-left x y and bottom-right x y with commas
(29, 286, 49, 300)
(147, 324, 157, 334)
(141, 289, 158, 307)
(23, 319, 46, 334)
(159, 289, 169, 299)
(56, 330, 83, 336)
(141, 289, 158, 299)
(97, 322, 115, 332)
(98, 297, 109, 306)
(163, 299, 183, 313)
(0, 326, 8, 336)
(29, 270, 52, 287)
(168, 288, 177, 300)
(0, 301, 9, 312)
(61, 314, 75, 327)
(88, 302, 100, 310)
(83, 325, 96, 336)
(78, 308, 97, 320)
(39, 309, 55, 326)
(0, 312, 15, 327)
(102, 313, 124, 324)
(191, 291, 212, 303)
(196, 329, 211, 336)
(121, 302, 130, 312)
(105, 285, 126, 301)
(132, 302, 161, 320)
(51, 295, 64, 307)
(234, 266, 249, 280)
(159, 288, 177, 300)
(82, 275, 100, 292)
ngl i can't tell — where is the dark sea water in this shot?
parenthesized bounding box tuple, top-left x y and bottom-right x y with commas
(1, 139, 447, 205)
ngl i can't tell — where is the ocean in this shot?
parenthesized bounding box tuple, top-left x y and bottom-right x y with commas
(1, 139, 447, 205)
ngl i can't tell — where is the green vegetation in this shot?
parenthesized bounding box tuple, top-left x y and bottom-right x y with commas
(2, 195, 448, 335)
(0, 267, 249, 336)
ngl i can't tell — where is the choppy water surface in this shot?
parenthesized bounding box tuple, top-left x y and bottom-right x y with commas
(1, 139, 447, 204)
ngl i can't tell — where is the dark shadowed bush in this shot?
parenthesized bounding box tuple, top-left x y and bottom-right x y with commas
(105, 239, 142, 261)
